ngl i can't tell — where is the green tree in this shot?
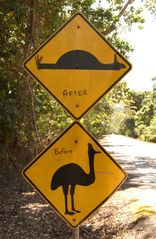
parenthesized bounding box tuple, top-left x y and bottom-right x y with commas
(143, 116, 156, 142)
(81, 96, 114, 137)
(0, 0, 145, 167)
(145, 0, 156, 17)
(135, 91, 155, 141)
(107, 82, 136, 137)
(0, 1, 69, 159)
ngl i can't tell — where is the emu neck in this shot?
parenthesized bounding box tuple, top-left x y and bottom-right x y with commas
(86, 153, 95, 185)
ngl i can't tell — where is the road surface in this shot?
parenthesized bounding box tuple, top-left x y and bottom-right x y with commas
(100, 134, 156, 190)
(99, 135, 156, 238)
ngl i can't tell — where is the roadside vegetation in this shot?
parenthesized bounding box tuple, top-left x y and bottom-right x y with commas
(0, 0, 155, 168)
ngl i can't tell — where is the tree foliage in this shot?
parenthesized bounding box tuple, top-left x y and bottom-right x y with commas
(81, 96, 114, 138)
(110, 84, 156, 142)
(145, 0, 156, 17)
(0, 0, 149, 167)
(134, 90, 156, 142)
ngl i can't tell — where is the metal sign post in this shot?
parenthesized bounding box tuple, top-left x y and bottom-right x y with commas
(72, 227, 79, 239)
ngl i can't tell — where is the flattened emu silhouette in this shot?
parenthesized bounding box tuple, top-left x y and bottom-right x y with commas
(51, 143, 100, 215)
(35, 50, 126, 70)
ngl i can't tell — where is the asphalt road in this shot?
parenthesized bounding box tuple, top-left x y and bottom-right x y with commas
(99, 134, 156, 190)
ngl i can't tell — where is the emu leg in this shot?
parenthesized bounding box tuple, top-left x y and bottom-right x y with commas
(70, 185, 81, 213)
(63, 185, 74, 215)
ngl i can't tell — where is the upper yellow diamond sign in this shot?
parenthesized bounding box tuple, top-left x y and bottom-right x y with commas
(24, 12, 132, 119)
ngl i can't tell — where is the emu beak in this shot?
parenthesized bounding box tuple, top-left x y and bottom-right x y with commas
(95, 150, 101, 154)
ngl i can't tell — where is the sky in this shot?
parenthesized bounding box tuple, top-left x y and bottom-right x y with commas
(122, 7, 156, 91)
(94, 0, 156, 91)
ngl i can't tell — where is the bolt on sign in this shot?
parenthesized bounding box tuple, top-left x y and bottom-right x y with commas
(22, 122, 126, 228)
(24, 12, 132, 119)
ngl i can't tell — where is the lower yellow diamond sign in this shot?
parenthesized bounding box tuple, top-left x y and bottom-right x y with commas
(23, 122, 126, 228)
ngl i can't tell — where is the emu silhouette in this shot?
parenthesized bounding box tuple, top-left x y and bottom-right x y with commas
(35, 50, 126, 70)
(51, 143, 100, 215)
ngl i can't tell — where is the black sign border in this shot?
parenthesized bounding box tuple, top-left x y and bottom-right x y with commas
(23, 12, 132, 120)
(23, 121, 127, 228)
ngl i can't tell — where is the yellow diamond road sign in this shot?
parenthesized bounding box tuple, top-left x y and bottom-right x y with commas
(24, 12, 131, 119)
(23, 122, 126, 228)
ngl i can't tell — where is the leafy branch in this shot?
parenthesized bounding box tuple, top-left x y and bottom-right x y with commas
(103, 0, 134, 35)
